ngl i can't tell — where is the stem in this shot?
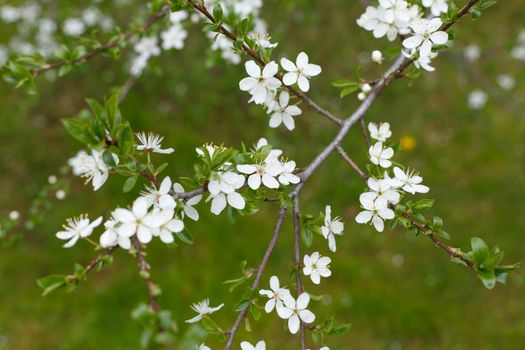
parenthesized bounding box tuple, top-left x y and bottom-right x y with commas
(336, 145, 369, 181)
(359, 118, 371, 149)
(133, 239, 161, 313)
(224, 207, 288, 350)
(292, 196, 306, 350)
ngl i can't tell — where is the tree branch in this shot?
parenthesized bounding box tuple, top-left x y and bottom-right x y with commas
(133, 239, 161, 313)
(292, 196, 306, 350)
(224, 206, 288, 350)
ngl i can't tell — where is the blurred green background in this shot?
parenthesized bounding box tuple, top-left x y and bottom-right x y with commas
(1, 0, 524, 349)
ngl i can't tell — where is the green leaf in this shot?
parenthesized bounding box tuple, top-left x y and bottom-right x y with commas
(213, 4, 224, 22)
(327, 322, 352, 337)
(470, 237, 490, 266)
(412, 199, 435, 212)
(36, 275, 67, 296)
(62, 116, 95, 146)
(123, 175, 139, 193)
(175, 229, 194, 245)
(301, 227, 313, 247)
(477, 269, 496, 289)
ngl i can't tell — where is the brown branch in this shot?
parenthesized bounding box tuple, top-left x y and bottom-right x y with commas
(359, 118, 372, 149)
(292, 196, 306, 350)
(186, 0, 343, 126)
(336, 145, 369, 181)
(66, 247, 117, 284)
(133, 238, 161, 313)
(33, 5, 170, 77)
(224, 206, 288, 350)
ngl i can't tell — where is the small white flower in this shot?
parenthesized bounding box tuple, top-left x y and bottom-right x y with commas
(113, 197, 165, 244)
(207, 172, 246, 215)
(70, 150, 116, 191)
(267, 91, 302, 130)
(56, 190, 66, 200)
(368, 122, 392, 142)
(361, 83, 372, 93)
(185, 299, 224, 323)
(277, 160, 301, 186)
(199, 344, 211, 350)
(239, 60, 281, 104)
(134, 36, 160, 58)
(173, 183, 202, 221)
(56, 215, 102, 248)
(240, 340, 266, 350)
(360, 177, 400, 205)
(390, 167, 429, 194)
(279, 293, 316, 334)
(357, 92, 366, 101)
(378, 0, 410, 22)
(9, 210, 20, 221)
(422, 0, 449, 16)
(281, 52, 322, 92)
(402, 18, 448, 58)
(237, 161, 281, 190)
(63, 18, 86, 36)
(369, 142, 394, 168)
(497, 74, 516, 91)
(303, 252, 332, 285)
(136, 132, 174, 154)
(259, 276, 292, 314)
(48, 175, 58, 184)
(355, 197, 394, 232)
(99, 218, 132, 249)
(371, 50, 383, 64)
(467, 89, 488, 110)
(161, 24, 188, 50)
(464, 44, 481, 62)
(321, 205, 344, 252)
(152, 209, 184, 244)
(142, 176, 176, 210)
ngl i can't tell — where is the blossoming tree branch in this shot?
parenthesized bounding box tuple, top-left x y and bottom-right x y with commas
(1, 0, 519, 349)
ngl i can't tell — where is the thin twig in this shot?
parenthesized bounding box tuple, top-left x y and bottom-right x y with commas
(292, 196, 306, 350)
(224, 207, 288, 350)
(186, 0, 343, 126)
(33, 6, 170, 77)
(133, 239, 161, 313)
(359, 118, 372, 149)
(336, 145, 369, 181)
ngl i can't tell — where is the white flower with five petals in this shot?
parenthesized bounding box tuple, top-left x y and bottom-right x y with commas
(360, 177, 400, 205)
(280, 52, 322, 92)
(136, 132, 175, 154)
(303, 252, 332, 285)
(113, 197, 165, 244)
(99, 218, 132, 249)
(402, 18, 448, 58)
(279, 293, 316, 334)
(207, 172, 246, 215)
(259, 276, 292, 315)
(368, 122, 392, 142)
(173, 183, 202, 221)
(237, 162, 281, 190)
(390, 167, 430, 194)
(239, 60, 281, 104)
(142, 176, 176, 210)
(355, 197, 394, 232)
(321, 205, 345, 252)
(369, 142, 394, 168)
(267, 91, 302, 130)
(56, 215, 102, 248)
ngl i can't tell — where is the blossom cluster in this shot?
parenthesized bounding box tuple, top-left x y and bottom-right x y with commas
(0, 1, 117, 65)
(239, 52, 321, 130)
(355, 122, 429, 232)
(357, 0, 449, 72)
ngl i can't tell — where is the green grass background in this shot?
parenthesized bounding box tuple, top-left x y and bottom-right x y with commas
(1, 0, 524, 349)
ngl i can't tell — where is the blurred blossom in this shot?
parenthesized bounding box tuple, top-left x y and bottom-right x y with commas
(468, 89, 488, 110)
(464, 44, 481, 62)
(497, 74, 516, 90)
(56, 190, 66, 200)
(9, 210, 20, 221)
(63, 18, 86, 36)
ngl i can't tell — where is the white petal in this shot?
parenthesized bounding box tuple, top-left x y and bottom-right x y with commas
(430, 31, 448, 45)
(248, 173, 262, 190)
(282, 72, 298, 86)
(299, 309, 315, 324)
(297, 75, 310, 92)
(280, 57, 296, 72)
(210, 194, 227, 215)
(239, 77, 257, 92)
(296, 292, 310, 309)
(245, 60, 261, 78)
(227, 192, 245, 210)
(288, 315, 300, 334)
(355, 211, 372, 224)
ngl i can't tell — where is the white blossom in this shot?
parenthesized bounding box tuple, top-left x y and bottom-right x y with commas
(173, 183, 202, 221)
(281, 52, 322, 92)
(9, 210, 20, 221)
(237, 161, 281, 190)
(368, 122, 392, 142)
(360, 177, 401, 205)
(136, 132, 174, 154)
(142, 176, 177, 210)
(259, 276, 292, 315)
(279, 293, 316, 334)
(402, 18, 448, 58)
(277, 160, 301, 186)
(321, 205, 344, 252)
(185, 299, 224, 323)
(267, 91, 302, 130)
(239, 60, 281, 104)
(161, 24, 188, 50)
(207, 172, 246, 215)
(240, 341, 266, 350)
(152, 209, 184, 244)
(390, 167, 430, 194)
(378, 0, 410, 22)
(371, 50, 383, 64)
(422, 0, 449, 16)
(113, 197, 165, 244)
(467, 89, 488, 110)
(99, 218, 132, 249)
(369, 142, 394, 168)
(63, 18, 86, 36)
(303, 252, 332, 285)
(56, 215, 102, 248)
(69, 149, 116, 191)
(464, 44, 481, 62)
(134, 36, 161, 58)
(355, 197, 394, 232)
(199, 344, 211, 350)
(497, 74, 516, 90)
(56, 190, 66, 200)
